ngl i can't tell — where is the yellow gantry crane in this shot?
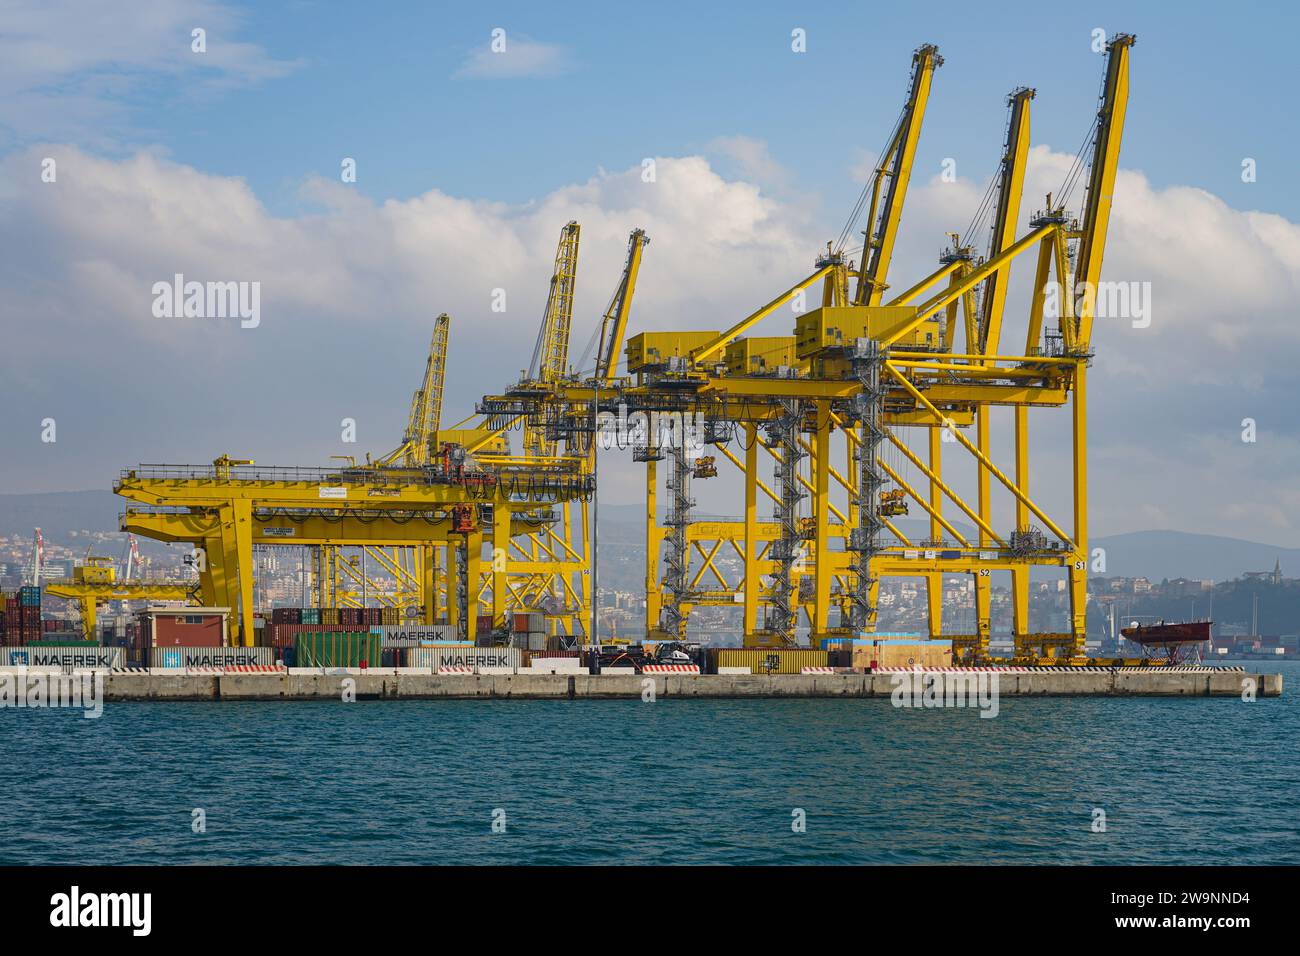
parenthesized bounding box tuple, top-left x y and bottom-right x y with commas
(494, 35, 1136, 662)
(44, 555, 198, 643)
(114, 37, 1134, 662)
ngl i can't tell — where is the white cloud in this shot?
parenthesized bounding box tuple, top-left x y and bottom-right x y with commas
(2, 140, 1299, 547)
(453, 35, 570, 80)
(705, 136, 789, 190)
(0, 0, 300, 144)
(0, 146, 815, 494)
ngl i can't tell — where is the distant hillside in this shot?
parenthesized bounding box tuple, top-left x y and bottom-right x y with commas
(1089, 530, 1299, 583)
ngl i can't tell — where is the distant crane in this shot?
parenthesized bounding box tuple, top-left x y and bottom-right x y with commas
(378, 313, 451, 467)
(30, 527, 44, 587)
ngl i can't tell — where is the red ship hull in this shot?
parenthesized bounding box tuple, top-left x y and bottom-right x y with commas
(1120, 621, 1212, 645)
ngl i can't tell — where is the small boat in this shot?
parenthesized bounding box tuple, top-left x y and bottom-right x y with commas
(1120, 620, 1212, 663)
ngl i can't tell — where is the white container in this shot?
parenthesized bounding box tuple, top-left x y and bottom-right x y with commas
(148, 646, 273, 668)
(407, 646, 523, 670)
(4, 647, 123, 671)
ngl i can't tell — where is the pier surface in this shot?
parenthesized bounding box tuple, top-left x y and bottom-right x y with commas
(67, 669, 1284, 700)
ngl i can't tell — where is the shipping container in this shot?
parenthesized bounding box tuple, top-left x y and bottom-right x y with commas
(851, 640, 953, 670)
(408, 646, 522, 670)
(263, 622, 358, 647)
(368, 624, 460, 646)
(5, 646, 123, 670)
(147, 645, 275, 668)
(294, 632, 381, 668)
(710, 648, 830, 675)
(271, 607, 302, 625)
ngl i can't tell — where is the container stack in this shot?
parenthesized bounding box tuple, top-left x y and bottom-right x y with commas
(509, 611, 548, 650)
(0, 586, 44, 645)
(271, 606, 401, 627)
(0, 589, 12, 645)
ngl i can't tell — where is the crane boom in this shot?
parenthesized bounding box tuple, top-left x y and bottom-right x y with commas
(595, 229, 648, 384)
(855, 43, 942, 306)
(530, 221, 582, 385)
(1073, 33, 1135, 347)
(380, 313, 450, 467)
(525, 221, 581, 457)
(978, 87, 1034, 355)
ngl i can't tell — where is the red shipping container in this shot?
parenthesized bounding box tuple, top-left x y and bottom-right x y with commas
(263, 622, 359, 647)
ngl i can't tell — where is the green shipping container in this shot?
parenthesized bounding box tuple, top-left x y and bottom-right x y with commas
(294, 631, 382, 667)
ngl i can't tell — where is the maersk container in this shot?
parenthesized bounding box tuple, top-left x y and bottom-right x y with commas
(5, 646, 123, 670)
(147, 645, 274, 668)
(369, 624, 459, 646)
(711, 648, 829, 675)
(408, 646, 522, 670)
(294, 632, 381, 668)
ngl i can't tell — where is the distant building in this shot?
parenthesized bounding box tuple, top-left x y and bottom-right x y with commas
(1242, 558, 1283, 586)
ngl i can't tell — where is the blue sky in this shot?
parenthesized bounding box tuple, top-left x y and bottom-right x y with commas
(2, 1, 1300, 547)
(6, 1, 1292, 223)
